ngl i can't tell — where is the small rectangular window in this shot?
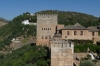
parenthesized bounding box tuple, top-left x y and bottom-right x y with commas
(65, 36, 67, 38)
(80, 31, 83, 35)
(74, 31, 76, 35)
(92, 32, 94, 36)
(50, 28, 51, 30)
(42, 36, 43, 39)
(67, 31, 69, 35)
(45, 36, 47, 39)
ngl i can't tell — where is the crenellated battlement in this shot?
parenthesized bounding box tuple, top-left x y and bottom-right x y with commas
(50, 38, 74, 48)
(37, 14, 58, 19)
(37, 14, 57, 16)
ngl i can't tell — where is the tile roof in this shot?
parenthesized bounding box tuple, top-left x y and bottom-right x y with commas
(62, 23, 87, 30)
(87, 26, 99, 32)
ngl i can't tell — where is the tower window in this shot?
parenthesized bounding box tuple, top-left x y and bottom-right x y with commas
(50, 28, 51, 30)
(45, 36, 47, 39)
(46, 28, 47, 30)
(42, 28, 43, 30)
(80, 31, 83, 35)
(92, 37, 94, 40)
(48, 28, 49, 30)
(74, 31, 76, 35)
(65, 36, 67, 38)
(42, 36, 43, 39)
(44, 28, 45, 30)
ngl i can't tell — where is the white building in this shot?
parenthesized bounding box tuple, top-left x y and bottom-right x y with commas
(22, 20, 30, 25)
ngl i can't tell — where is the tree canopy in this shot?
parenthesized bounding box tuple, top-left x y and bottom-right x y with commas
(0, 45, 50, 66)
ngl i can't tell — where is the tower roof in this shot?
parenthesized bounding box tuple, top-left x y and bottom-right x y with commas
(53, 33, 62, 37)
(87, 26, 99, 32)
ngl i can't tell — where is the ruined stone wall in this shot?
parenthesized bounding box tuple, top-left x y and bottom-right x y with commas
(36, 14, 57, 46)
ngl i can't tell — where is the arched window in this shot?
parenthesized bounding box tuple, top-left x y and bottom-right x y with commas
(44, 28, 45, 30)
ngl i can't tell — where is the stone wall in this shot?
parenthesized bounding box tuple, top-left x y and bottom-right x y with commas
(51, 39, 74, 66)
(36, 14, 57, 46)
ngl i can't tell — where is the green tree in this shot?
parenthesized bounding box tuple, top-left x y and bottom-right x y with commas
(80, 60, 96, 66)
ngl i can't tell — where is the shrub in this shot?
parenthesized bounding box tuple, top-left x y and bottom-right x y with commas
(80, 60, 96, 66)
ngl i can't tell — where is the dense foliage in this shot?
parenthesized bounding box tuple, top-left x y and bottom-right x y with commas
(0, 44, 50, 66)
(74, 44, 100, 53)
(80, 60, 96, 66)
(35, 10, 99, 27)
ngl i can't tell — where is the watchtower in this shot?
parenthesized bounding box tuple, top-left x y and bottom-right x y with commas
(37, 14, 58, 46)
(50, 38, 74, 66)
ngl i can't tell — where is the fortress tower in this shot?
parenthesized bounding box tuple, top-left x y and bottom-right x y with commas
(50, 38, 74, 66)
(37, 14, 57, 46)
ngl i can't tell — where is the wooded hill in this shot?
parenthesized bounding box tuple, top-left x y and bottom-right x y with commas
(35, 10, 99, 27)
(0, 45, 50, 66)
(0, 17, 8, 27)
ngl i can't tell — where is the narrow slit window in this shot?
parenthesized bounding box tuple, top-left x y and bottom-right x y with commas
(45, 36, 47, 39)
(42, 36, 43, 39)
(42, 28, 43, 30)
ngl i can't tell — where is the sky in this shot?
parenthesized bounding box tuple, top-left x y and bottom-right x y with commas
(0, 0, 100, 20)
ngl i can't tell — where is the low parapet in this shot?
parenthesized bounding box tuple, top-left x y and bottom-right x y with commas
(37, 14, 58, 16)
(50, 38, 74, 48)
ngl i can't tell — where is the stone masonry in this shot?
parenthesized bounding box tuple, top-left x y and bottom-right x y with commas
(36, 14, 57, 46)
(50, 38, 74, 66)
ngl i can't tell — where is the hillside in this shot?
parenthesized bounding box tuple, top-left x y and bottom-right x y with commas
(35, 10, 99, 27)
(0, 17, 8, 27)
(0, 13, 36, 51)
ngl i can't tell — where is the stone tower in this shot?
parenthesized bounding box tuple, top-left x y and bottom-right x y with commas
(50, 38, 74, 66)
(37, 14, 57, 46)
